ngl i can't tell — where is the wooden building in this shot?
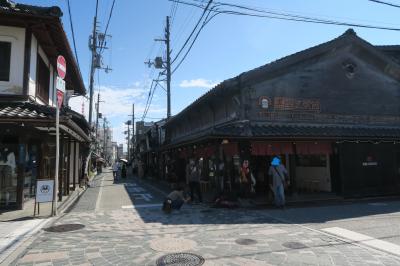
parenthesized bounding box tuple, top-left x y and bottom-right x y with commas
(0, 1, 89, 210)
(162, 29, 400, 199)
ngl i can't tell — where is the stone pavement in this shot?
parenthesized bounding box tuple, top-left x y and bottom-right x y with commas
(10, 170, 400, 266)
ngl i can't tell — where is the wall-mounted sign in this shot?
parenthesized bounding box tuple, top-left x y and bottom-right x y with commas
(274, 97, 321, 112)
(258, 96, 270, 109)
(36, 179, 54, 203)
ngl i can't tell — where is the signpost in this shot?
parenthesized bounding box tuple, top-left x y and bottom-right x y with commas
(53, 56, 66, 216)
(34, 179, 54, 216)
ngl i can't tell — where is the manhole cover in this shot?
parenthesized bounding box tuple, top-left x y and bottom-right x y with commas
(150, 238, 197, 252)
(282, 241, 307, 249)
(235, 238, 257, 245)
(44, 224, 85, 232)
(156, 253, 204, 266)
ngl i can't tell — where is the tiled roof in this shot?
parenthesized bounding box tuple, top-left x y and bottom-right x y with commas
(0, 104, 49, 119)
(166, 29, 400, 128)
(0, 0, 62, 17)
(213, 123, 400, 139)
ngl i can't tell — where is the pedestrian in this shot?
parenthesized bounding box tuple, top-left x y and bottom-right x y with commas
(188, 159, 202, 203)
(121, 163, 127, 179)
(162, 187, 191, 213)
(112, 161, 119, 180)
(239, 160, 251, 197)
(268, 156, 290, 208)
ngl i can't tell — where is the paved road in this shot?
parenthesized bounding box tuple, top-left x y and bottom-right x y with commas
(11, 169, 400, 265)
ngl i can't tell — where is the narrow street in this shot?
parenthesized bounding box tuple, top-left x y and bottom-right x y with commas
(8, 169, 400, 265)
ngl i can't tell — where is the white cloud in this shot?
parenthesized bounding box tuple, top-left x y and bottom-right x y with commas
(68, 83, 167, 147)
(179, 78, 219, 89)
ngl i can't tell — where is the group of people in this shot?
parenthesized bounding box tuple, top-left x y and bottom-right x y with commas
(162, 156, 290, 213)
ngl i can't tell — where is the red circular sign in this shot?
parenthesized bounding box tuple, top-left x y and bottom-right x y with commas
(57, 55, 66, 80)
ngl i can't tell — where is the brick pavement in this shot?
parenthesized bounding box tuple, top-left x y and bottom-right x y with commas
(11, 171, 400, 266)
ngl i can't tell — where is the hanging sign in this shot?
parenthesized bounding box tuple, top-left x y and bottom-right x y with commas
(56, 76, 65, 92)
(36, 180, 54, 203)
(57, 90, 64, 109)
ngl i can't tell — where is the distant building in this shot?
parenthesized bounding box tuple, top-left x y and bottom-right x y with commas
(117, 144, 124, 159)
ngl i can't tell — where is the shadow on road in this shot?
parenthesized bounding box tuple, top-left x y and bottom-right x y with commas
(119, 172, 400, 226)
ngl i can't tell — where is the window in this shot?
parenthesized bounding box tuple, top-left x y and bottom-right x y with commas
(0, 41, 11, 81)
(36, 56, 50, 102)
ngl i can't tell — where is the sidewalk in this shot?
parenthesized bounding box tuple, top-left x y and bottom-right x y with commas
(0, 172, 101, 265)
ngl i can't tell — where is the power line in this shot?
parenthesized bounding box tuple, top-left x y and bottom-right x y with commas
(66, 0, 80, 70)
(100, 0, 116, 53)
(367, 0, 400, 8)
(172, 0, 400, 32)
(171, 0, 214, 64)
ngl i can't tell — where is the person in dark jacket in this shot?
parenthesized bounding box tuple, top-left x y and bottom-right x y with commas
(188, 159, 202, 203)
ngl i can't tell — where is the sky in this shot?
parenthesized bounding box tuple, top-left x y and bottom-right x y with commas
(18, 0, 400, 147)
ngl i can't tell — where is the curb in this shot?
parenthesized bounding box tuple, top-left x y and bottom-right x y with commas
(3, 184, 92, 266)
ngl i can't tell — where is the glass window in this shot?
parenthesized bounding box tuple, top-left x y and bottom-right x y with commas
(296, 154, 327, 167)
(36, 55, 50, 102)
(0, 41, 11, 82)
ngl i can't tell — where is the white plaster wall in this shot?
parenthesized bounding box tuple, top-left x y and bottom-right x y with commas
(295, 155, 331, 192)
(28, 35, 37, 97)
(0, 26, 25, 95)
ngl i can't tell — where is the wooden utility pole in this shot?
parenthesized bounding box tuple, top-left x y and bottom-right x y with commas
(88, 0, 99, 126)
(166, 16, 171, 119)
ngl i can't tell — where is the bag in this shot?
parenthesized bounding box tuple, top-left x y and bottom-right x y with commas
(273, 166, 289, 188)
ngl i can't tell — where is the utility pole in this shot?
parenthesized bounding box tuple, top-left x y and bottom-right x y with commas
(126, 121, 131, 160)
(95, 93, 104, 154)
(165, 16, 171, 119)
(88, 0, 99, 126)
(146, 16, 172, 120)
(103, 117, 107, 162)
(129, 104, 135, 158)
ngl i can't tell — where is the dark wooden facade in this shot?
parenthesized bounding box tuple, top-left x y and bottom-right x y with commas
(162, 29, 400, 198)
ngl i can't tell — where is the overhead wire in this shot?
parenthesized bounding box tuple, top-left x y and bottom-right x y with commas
(66, 0, 80, 71)
(99, 0, 116, 53)
(170, 0, 214, 64)
(172, 0, 400, 31)
(367, 0, 400, 8)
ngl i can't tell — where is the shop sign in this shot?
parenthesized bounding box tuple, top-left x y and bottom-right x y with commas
(36, 180, 54, 203)
(274, 97, 321, 112)
(362, 155, 378, 166)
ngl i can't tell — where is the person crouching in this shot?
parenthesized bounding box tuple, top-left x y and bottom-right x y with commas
(162, 187, 190, 213)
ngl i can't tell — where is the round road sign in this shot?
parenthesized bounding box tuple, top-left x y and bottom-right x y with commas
(57, 55, 66, 79)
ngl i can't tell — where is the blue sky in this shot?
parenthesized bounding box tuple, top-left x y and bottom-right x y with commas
(20, 0, 400, 146)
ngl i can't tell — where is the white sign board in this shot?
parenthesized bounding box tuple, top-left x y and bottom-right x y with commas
(56, 76, 66, 93)
(36, 180, 54, 203)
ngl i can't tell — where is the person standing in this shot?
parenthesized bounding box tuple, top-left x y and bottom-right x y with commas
(188, 159, 202, 203)
(268, 156, 290, 208)
(239, 160, 251, 198)
(112, 161, 119, 180)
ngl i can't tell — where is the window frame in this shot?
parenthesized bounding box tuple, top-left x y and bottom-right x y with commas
(0, 36, 16, 87)
(0, 41, 12, 82)
(36, 54, 50, 103)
